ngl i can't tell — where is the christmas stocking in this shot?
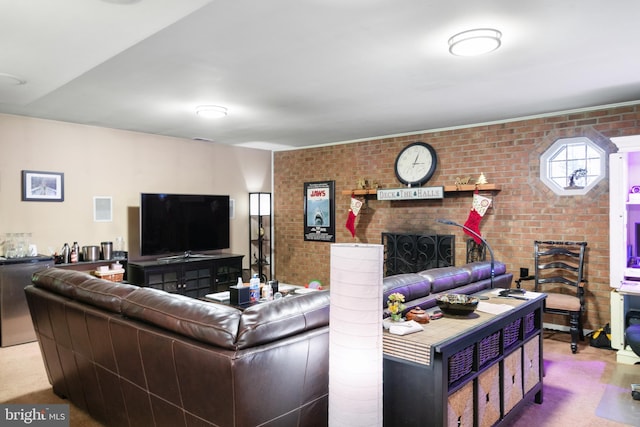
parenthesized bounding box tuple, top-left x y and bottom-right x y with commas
(463, 190, 492, 244)
(345, 196, 363, 238)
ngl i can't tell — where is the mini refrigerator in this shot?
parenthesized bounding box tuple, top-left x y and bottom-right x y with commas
(0, 256, 53, 347)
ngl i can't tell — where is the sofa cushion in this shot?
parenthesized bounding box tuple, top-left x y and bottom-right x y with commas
(74, 278, 139, 313)
(32, 268, 138, 313)
(32, 268, 91, 297)
(122, 287, 241, 349)
(461, 261, 507, 282)
(382, 273, 431, 305)
(236, 290, 330, 349)
(419, 267, 471, 293)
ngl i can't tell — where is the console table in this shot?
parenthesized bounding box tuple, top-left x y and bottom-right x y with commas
(128, 254, 244, 297)
(383, 292, 545, 427)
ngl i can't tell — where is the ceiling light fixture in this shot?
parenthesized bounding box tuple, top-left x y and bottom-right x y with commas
(448, 28, 502, 57)
(100, 0, 141, 4)
(196, 105, 228, 119)
(0, 72, 27, 85)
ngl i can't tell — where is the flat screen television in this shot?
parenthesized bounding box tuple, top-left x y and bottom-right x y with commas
(140, 193, 230, 257)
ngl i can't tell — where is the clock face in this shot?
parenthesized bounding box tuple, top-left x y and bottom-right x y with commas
(394, 142, 437, 186)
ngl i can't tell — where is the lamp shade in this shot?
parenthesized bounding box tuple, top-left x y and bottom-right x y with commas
(249, 192, 271, 216)
(329, 243, 384, 427)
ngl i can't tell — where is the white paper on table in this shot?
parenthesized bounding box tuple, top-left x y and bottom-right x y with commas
(204, 291, 230, 301)
(476, 301, 514, 315)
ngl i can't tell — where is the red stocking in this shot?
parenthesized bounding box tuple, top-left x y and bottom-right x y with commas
(463, 209, 483, 245)
(345, 197, 362, 238)
(345, 210, 357, 237)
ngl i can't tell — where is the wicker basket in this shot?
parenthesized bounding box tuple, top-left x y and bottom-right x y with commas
(477, 363, 500, 427)
(448, 344, 474, 384)
(503, 318, 521, 349)
(447, 381, 473, 427)
(524, 339, 540, 394)
(479, 331, 501, 367)
(524, 311, 536, 336)
(93, 269, 125, 283)
(503, 348, 523, 414)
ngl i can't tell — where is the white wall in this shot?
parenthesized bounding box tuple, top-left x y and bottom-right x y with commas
(0, 114, 272, 267)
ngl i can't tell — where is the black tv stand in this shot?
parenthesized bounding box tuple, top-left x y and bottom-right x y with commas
(129, 253, 244, 296)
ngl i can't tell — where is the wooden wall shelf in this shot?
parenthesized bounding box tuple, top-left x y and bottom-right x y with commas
(443, 183, 501, 192)
(342, 184, 501, 196)
(341, 189, 378, 196)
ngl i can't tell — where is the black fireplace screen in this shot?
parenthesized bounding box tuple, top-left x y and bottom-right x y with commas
(382, 233, 454, 276)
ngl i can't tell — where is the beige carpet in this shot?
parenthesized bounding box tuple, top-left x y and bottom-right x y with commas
(596, 363, 640, 425)
(0, 332, 638, 426)
(0, 341, 102, 427)
(503, 331, 639, 427)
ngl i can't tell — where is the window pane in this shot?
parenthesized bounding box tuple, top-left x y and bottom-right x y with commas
(567, 144, 585, 159)
(550, 146, 567, 162)
(567, 160, 585, 173)
(549, 160, 567, 178)
(586, 158, 601, 175)
(551, 176, 566, 188)
(586, 145, 599, 158)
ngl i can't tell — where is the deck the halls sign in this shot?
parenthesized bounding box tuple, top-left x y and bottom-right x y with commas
(377, 186, 444, 201)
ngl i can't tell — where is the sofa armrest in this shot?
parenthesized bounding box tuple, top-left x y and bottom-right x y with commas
(383, 273, 432, 304)
(236, 291, 330, 349)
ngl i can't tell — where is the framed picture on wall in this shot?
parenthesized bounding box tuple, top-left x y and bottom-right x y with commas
(304, 180, 335, 242)
(21, 170, 64, 202)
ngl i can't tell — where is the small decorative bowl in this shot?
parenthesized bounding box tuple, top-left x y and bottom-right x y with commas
(436, 294, 479, 316)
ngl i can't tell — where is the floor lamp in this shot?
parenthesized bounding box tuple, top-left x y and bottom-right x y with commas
(329, 243, 383, 427)
(436, 218, 495, 288)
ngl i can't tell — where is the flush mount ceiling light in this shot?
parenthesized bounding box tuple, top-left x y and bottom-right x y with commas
(196, 105, 228, 119)
(100, 0, 141, 4)
(0, 72, 27, 85)
(448, 28, 502, 56)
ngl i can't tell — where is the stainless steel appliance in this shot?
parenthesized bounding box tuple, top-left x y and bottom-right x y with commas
(0, 255, 53, 346)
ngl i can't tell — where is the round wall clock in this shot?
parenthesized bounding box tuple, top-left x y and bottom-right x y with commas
(394, 142, 437, 186)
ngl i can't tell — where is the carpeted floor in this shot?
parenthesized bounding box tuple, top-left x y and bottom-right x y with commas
(1, 331, 638, 426)
(0, 340, 101, 426)
(503, 331, 639, 427)
(596, 363, 640, 426)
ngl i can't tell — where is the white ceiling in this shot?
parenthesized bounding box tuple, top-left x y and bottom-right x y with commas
(2, 0, 640, 151)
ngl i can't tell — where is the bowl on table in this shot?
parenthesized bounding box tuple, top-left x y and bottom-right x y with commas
(436, 294, 479, 316)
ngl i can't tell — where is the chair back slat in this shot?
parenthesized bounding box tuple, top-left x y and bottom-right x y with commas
(538, 261, 580, 273)
(537, 276, 578, 287)
(538, 247, 582, 259)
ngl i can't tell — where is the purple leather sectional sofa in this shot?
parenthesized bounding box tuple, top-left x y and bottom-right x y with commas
(382, 261, 513, 317)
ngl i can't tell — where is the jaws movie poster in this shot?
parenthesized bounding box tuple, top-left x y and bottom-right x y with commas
(304, 181, 335, 242)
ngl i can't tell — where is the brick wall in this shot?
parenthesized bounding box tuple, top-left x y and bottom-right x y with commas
(273, 104, 640, 329)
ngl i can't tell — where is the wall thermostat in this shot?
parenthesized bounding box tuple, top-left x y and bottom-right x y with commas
(631, 186, 640, 194)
